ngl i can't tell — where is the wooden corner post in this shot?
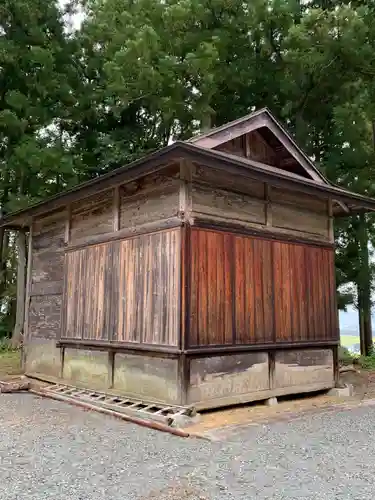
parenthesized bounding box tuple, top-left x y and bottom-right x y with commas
(13, 229, 27, 349)
(21, 224, 33, 369)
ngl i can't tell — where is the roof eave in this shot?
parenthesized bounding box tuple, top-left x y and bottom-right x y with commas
(1, 141, 375, 230)
(0, 142, 183, 229)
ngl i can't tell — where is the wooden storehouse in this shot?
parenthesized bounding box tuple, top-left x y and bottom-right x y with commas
(3, 108, 375, 410)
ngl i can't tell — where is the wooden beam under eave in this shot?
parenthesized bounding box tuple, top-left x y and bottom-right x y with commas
(245, 133, 251, 158)
(179, 159, 193, 221)
(113, 186, 120, 231)
(328, 199, 334, 243)
(64, 205, 71, 245)
(265, 184, 272, 227)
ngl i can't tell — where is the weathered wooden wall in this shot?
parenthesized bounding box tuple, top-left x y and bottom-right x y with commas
(216, 131, 277, 166)
(188, 228, 338, 347)
(70, 190, 113, 244)
(29, 210, 65, 340)
(24, 164, 181, 345)
(191, 166, 330, 243)
(69, 169, 180, 247)
(119, 170, 180, 229)
(63, 229, 180, 346)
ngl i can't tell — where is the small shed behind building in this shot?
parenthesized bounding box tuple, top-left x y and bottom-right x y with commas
(3, 108, 375, 410)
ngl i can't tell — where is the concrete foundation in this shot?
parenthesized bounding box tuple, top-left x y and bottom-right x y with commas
(25, 339, 62, 379)
(63, 349, 110, 390)
(113, 353, 180, 404)
(327, 385, 354, 398)
(25, 345, 336, 410)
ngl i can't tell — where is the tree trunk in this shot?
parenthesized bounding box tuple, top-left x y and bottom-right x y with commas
(201, 112, 212, 133)
(11, 231, 26, 348)
(0, 230, 9, 305)
(357, 213, 373, 356)
(0, 165, 10, 309)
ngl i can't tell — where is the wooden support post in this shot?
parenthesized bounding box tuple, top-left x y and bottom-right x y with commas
(179, 160, 192, 222)
(59, 346, 65, 379)
(113, 186, 120, 231)
(12, 230, 27, 349)
(333, 345, 339, 388)
(268, 351, 276, 390)
(245, 133, 251, 158)
(328, 199, 334, 243)
(64, 205, 71, 245)
(22, 224, 33, 368)
(265, 184, 272, 227)
(178, 354, 189, 406)
(108, 351, 115, 388)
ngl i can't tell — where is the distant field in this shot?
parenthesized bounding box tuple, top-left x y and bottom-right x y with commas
(340, 335, 360, 348)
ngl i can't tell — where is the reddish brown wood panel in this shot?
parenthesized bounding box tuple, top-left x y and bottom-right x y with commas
(234, 235, 274, 344)
(189, 228, 337, 347)
(63, 229, 180, 346)
(305, 246, 338, 341)
(273, 241, 337, 343)
(189, 229, 233, 346)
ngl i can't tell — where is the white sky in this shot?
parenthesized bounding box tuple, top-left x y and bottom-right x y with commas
(59, 0, 85, 31)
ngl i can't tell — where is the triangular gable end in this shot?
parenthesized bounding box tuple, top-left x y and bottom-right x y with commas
(188, 108, 328, 185)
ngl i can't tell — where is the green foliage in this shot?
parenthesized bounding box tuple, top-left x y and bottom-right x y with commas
(0, 337, 20, 354)
(340, 344, 375, 370)
(358, 354, 375, 370)
(338, 345, 355, 366)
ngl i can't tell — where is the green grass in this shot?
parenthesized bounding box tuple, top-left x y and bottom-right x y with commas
(0, 341, 22, 377)
(340, 335, 361, 348)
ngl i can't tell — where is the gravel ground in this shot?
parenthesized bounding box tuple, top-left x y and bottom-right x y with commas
(0, 393, 375, 500)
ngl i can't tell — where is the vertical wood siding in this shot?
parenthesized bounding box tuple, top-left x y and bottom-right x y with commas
(188, 228, 338, 347)
(190, 230, 233, 346)
(63, 229, 180, 346)
(273, 242, 337, 342)
(234, 236, 274, 344)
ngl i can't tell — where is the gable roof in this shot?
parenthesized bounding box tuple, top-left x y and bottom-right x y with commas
(188, 107, 328, 184)
(1, 140, 375, 229)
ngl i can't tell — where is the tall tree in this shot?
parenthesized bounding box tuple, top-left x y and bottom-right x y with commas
(0, 0, 79, 338)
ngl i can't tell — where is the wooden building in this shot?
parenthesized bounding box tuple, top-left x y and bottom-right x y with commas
(2, 108, 375, 410)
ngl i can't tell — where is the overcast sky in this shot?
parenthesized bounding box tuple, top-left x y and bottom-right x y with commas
(59, 0, 85, 30)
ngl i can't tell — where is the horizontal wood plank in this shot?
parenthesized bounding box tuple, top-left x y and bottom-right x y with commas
(70, 190, 114, 243)
(191, 183, 266, 225)
(119, 171, 180, 229)
(29, 295, 62, 339)
(65, 217, 182, 251)
(30, 280, 63, 297)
